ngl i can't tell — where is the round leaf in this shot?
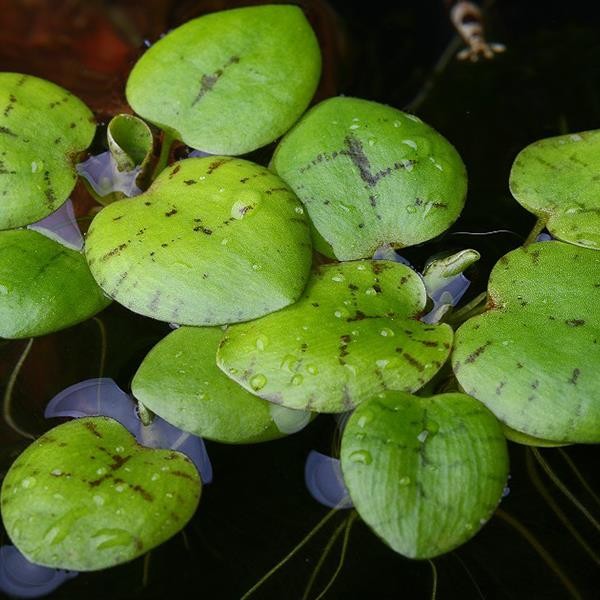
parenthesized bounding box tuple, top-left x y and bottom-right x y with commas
(340, 391, 508, 559)
(271, 97, 467, 260)
(0, 229, 111, 339)
(0, 417, 201, 571)
(510, 130, 600, 249)
(453, 241, 600, 443)
(0, 73, 95, 229)
(84, 157, 312, 325)
(126, 5, 321, 155)
(132, 326, 311, 443)
(217, 260, 453, 412)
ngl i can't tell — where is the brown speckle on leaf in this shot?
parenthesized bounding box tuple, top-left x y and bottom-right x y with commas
(566, 319, 585, 327)
(569, 368, 581, 385)
(465, 341, 491, 364)
(83, 421, 103, 438)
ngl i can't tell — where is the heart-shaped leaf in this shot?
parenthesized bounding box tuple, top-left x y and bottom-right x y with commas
(126, 5, 320, 155)
(340, 391, 508, 559)
(0, 417, 201, 571)
(84, 157, 312, 325)
(132, 326, 311, 443)
(510, 130, 600, 249)
(453, 241, 600, 443)
(0, 73, 95, 229)
(217, 260, 453, 412)
(0, 229, 111, 339)
(271, 97, 467, 260)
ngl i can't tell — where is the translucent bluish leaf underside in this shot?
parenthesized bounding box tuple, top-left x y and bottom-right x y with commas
(272, 96, 467, 260)
(84, 157, 312, 326)
(0, 73, 95, 229)
(340, 391, 508, 558)
(217, 260, 453, 412)
(453, 241, 600, 442)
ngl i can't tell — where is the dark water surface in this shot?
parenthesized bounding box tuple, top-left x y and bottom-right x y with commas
(0, 1, 599, 598)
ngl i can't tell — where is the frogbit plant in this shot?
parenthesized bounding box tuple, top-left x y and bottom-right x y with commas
(0, 3, 598, 596)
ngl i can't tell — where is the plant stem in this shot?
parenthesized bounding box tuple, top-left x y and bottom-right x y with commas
(240, 508, 341, 600)
(531, 448, 600, 533)
(151, 129, 176, 181)
(313, 512, 357, 600)
(558, 449, 600, 509)
(526, 449, 599, 565)
(301, 518, 347, 600)
(2, 338, 35, 440)
(523, 216, 548, 246)
(495, 508, 582, 600)
(428, 559, 438, 600)
(445, 291, 488, 328)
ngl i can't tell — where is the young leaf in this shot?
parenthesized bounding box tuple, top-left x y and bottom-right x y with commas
(0, 417, 201, 571)
(0, 73, 95, 229)
(84, 157, 312, 325)
(510, 130, 600, 249)
(217, 260, 453, 412)
(340, 391, 508, 559)
(107, 114, 153, 173)
(453, 241, 600, 443)
(271, 97, 467, 260)
(126, 5, 321, 155)
(0, 229, 110, 339)
(131, 326, 311, 443)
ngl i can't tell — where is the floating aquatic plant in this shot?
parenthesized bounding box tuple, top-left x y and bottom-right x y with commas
(0, 417, 201, 570)
(84, 157, 312, 325)
(0, 4, 597, 597)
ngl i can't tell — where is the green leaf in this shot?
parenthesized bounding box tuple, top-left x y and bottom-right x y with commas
(0, 73, 95, 229)
(510, 130, 600, 249)
(107, 114, 153, 173)
(0, 417, 201, 571)
(340, 391, 508, 559)
(271, 97, 467, 260)
(217, 260, 453, 413)
(131, 326, 312, 443)
(0, 229, 110, 339)
(126, 5, 320, 155)
(453, 241, 600, 443)
(502, 424, 568, 447)
(84, 157, 312, 325)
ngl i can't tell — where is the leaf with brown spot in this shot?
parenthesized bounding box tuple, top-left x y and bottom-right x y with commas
(272, 97, 467, 260)
(0, 417, 200, 571)
(218, 260, 452, 412)
(0, 73, 95, 229)
(126, 5, 320, 155)
(453, 241, 600, 443)
(84, 157, 311, 326)
(510, 129, 600, 250)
